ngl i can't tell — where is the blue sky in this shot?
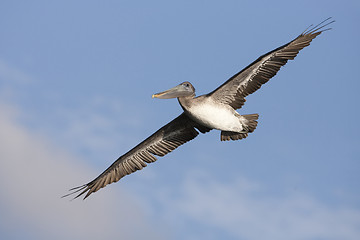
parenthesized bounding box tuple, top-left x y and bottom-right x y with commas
(0, 0, 359, 239)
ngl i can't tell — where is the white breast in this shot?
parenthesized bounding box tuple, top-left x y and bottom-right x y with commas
(187, 99, 243, 132)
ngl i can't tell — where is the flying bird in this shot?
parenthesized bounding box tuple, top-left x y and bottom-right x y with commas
(64, 18, 334, 200)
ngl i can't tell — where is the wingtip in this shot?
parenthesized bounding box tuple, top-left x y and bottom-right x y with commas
(303, 17, 335, 36)
(61, 184, 88, 200)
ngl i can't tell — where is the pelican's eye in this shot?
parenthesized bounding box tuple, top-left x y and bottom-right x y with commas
(183, 83, 190, 88)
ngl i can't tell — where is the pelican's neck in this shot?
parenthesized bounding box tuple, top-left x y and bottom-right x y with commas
(178, 95, 195, 112)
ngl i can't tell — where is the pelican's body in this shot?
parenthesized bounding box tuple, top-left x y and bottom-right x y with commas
(65, 18, 334, 200)
(180, 96, 246, 132)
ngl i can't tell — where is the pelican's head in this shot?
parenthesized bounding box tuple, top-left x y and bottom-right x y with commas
(152, 81, 195, 99)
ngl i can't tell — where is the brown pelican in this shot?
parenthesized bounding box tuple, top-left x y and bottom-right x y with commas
(64, 18, 333, 199)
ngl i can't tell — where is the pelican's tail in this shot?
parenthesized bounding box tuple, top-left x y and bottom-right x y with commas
(220, 114, 259, 141)
(242, 114, 259, 133)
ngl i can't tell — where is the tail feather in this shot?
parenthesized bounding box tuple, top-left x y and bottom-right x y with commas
(242, 113, 259, 132)
(220, 113, 259, 141)
(221, 131, 248, 141)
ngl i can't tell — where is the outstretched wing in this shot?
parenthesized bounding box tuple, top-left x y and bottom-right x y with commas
(208, 18, 334, 109)
(64, 113, 211, 200)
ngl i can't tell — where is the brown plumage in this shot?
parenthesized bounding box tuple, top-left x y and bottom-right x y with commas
(64, 113, 211, 199)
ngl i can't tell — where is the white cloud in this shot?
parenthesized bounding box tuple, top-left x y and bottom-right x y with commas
(0, 102, 165, 240)
(154, 171, 360, 240)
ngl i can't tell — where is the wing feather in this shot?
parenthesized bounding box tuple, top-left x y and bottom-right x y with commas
(64, 113, 210, 200)
(208, 18, 334, 109)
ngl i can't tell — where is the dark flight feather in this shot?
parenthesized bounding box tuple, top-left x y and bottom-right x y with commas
(63, 113, 210, 199)
(209, 17, 334, 110)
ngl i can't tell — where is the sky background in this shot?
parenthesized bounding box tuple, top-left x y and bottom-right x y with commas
(0, 0, 359, 239)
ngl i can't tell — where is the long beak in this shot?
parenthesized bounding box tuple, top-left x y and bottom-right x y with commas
(152, 85, 184, 99)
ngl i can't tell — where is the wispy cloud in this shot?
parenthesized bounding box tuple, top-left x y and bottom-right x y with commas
(153, 171, 360, 240)
(0, 102, 165, 240)
(0, 57, 147, 162)
(0, 58, 33, 103)
(0, 58, 33, 84)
